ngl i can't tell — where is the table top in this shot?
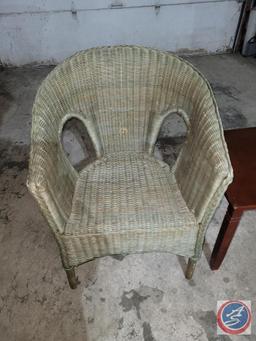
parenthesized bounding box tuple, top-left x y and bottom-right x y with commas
(225, 127, 256, 210)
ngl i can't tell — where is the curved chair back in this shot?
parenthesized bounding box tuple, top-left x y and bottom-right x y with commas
(32, 46, 214, 158)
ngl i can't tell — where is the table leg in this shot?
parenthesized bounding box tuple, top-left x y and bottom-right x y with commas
(210, 204, 243, 270)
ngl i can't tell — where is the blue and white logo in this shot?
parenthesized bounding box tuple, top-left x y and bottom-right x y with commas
(217, 300, 251, 335)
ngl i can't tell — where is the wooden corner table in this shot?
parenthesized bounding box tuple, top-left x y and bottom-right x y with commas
(210, 127, 256, 270)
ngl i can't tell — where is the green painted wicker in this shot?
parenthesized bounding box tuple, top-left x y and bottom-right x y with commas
(27, 46, 233, 278)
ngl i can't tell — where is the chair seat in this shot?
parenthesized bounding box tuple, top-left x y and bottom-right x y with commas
(65, 153, 197, 237)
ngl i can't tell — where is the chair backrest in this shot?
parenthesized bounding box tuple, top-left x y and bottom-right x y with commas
(32, 46, 213, 157)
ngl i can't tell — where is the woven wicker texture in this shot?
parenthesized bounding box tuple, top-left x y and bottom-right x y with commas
(27, 46, 233, 269)
(66, 153, 196, 234)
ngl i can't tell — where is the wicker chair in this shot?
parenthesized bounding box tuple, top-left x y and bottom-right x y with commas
(27, 46, 233, 288)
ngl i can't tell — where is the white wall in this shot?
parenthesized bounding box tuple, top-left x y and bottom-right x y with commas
(0, 0, 242, 66)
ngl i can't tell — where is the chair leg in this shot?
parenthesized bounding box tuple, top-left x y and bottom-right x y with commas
(185, 258, 197, 280)
(65, 267, 80, 289)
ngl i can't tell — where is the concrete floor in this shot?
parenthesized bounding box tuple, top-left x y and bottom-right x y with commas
(0, 54, 256, 341)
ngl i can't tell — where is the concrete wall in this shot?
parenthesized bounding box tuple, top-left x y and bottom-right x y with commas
(0, 0, 242, 66)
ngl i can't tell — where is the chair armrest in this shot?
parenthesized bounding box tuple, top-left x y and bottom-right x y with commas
(27, 139, 78, 234)
(175, 104, 233, 225)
